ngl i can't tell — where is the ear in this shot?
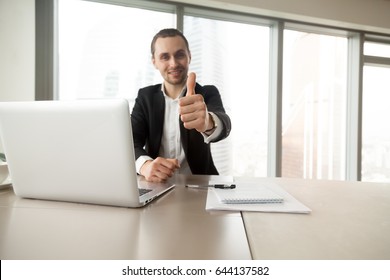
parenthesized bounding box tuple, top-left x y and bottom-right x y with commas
(152, 57, 157, 69)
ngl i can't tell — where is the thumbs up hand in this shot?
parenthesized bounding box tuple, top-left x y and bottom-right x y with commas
(179, 72, 213, 133)
(186, 72, 196, 96)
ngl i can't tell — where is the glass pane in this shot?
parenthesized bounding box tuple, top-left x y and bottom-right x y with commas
(362, 66, 390, 182)
(364, 42, 390, 58)
(282, 30, 348, 180)
(184, 16, 269, 176)
(58, 0, 175, 107)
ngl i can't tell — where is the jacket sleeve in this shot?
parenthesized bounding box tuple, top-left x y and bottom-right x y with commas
(201, 85, 231, 143)
(131, 89, 149, 160)
(130, 85, 164, 160)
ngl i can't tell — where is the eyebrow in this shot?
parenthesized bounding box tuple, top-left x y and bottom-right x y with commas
(158, 49, 187, 57)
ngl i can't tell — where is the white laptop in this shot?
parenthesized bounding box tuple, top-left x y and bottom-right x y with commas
(0, 99, 174, 207)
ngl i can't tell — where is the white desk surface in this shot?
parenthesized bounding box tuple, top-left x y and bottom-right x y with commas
(238, 177, 390, 260)
(0, 175, 251, 260)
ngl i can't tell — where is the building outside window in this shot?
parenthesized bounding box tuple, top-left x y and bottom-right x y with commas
(282, 30, 348, 180)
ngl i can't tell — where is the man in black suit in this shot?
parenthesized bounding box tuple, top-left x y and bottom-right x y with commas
(131, 28, 231, 182)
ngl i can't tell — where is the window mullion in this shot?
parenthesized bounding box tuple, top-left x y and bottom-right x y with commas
(35, 0, 57, 101)
(364, 55, 390, 67)
(346, 32, 364, 181)
(176, 5, 184, 31)
(267, 21, 284, 177)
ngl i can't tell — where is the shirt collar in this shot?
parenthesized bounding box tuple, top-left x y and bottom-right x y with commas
(161, 83, 186, 101)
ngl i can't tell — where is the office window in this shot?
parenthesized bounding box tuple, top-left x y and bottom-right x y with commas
(282, 30, 348, 179)
(362, 66, 390, 182)
(58, 0, 175, 107)
(184, 16, 270, 176)
(364, 42, 390, 58)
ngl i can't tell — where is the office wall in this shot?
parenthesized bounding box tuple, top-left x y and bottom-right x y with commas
(0, 0, 34, 153)
(0, 0, 35, 102)
(173, 0, 390, 35)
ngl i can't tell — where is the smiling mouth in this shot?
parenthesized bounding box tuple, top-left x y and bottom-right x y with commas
(168, 68, 183, 76)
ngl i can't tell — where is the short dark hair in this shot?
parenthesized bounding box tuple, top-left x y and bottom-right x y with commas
(151, 28, 190, 57)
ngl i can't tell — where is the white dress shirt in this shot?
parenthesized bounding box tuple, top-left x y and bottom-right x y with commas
(135, 83, 222, 175)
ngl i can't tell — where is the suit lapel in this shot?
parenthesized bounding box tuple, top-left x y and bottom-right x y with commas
(152, 90, 165, 155)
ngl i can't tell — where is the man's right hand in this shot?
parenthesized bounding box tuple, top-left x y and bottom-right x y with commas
(140, 157, 180, 183)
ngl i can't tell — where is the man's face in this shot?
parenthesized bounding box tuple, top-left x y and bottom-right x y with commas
(152, 36, 191, 87)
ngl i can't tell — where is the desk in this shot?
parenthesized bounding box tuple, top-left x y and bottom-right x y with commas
(1, 175, 390, 260)
(0, 175, 251, 260)
(237, 177, 390, 260)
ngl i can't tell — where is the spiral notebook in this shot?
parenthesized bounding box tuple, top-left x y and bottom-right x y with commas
(214, 186, 284, 204)
(206, 181, 311, 213)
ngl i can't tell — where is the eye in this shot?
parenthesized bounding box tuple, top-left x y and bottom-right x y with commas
(175, 51, 186, 59)
(160, 54, 170, 61)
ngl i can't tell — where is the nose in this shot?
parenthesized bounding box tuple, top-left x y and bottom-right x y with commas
(169, 56, 178, 67)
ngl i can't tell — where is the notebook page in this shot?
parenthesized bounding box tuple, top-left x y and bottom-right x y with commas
(214, 186, 284, 204)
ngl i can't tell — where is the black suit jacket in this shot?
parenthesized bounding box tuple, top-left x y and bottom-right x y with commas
(131, 83, 231, 175)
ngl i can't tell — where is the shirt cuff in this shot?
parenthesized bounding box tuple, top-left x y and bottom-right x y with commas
(135, 155, 153, 174)
(202, 112, 223, 144)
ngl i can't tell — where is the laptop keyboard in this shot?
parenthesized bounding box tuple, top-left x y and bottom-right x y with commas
(139, 188, 152, 196)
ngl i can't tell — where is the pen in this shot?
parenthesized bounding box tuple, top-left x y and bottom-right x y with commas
(214, 184, 236, 189)
(185, 184, 236, 189)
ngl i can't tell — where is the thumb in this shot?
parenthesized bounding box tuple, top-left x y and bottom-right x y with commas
(186, 72, 196, 96)
(167, 158, 180, 168)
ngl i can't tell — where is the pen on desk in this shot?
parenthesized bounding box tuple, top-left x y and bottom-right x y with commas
(185, 184, 236, 189)
(214, 184, 236, 189)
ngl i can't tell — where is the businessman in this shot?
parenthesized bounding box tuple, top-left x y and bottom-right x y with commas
(131, 28, 231, 182)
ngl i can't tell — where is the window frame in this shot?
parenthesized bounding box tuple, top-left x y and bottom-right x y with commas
(364, 35, 390, 66)
(361, 34, 390, 182)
